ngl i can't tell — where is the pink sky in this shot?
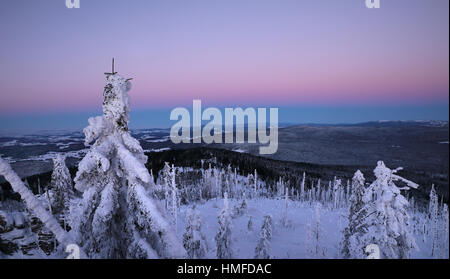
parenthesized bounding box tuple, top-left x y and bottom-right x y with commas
(0, 0, 448, 114)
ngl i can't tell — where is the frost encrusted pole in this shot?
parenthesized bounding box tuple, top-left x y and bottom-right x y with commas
(0, 157, 87, 259)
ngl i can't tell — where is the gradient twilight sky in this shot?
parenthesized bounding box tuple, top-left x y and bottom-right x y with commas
(0, 0, 449, 131)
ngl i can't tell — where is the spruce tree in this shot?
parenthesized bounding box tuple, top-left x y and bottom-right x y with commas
(254, 214, 273, 259)
(50, 154, 73, 221)
(215, 192, 233, 259)
(341, 170, 366, 258)
(69, 65, 185, 259)
(183, 208, 207, 259)
(358, 161, 418, 259)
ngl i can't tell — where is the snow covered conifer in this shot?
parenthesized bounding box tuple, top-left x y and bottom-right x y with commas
(282, 187, 289, 227)
(70, 65, 185, 259)
(232, 192, 247, 217)
(429, 185, 439, 257)
(215, 192, 233, 259)
(247, 215, 253, 232)
(50, 154, 73, 219)
(312, 202, 324, 257)
(254, 214, 273, 259)
(300, 172, 305, 201)
(183, 208, 207, 259)
(341, 170, 366, 258)
(440, 204, 449, 258)
(358, 161, 418, 259)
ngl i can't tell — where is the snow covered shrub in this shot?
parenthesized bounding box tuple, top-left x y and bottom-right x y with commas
(69, 72, 185, 259)
(254, 214, 273, 259)
(215, 192, 233, 259)
(183, 208, 208, 259)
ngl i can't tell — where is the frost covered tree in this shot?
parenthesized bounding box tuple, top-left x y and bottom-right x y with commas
(429, 185, 439, 257)
(183, 208, 207, 259)
(281, 187, 289, 227)
(254, 214, 273, 259)
(341, 170, 366, 258)
(440, 204, 449, 258)
(247, 215, 253, 232)
(312, 203, 324, 257)
(0, 157, 86, 258)
(332, 177, 342, 209)
(232, 192, 247, 218)
(300, 172, 305, 201)
(50, 154, 73, 221)
(169, 164, 179, 232)
(358, 161, 419, 259)
(69, 66, 185, 259)
(215, 192, 233, 259)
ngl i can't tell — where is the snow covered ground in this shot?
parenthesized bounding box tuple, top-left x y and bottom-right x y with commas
(175, 198, 447, 259)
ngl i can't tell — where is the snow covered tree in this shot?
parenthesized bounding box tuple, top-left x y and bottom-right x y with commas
(169, 164, 179, 233)
(305, 220, 313, 258)
(0, 157, 86, 258)
(254, 214, 273, 259)
(69, 67, 185, 259)
(254, 169, 258, 198)
(247, 215, 253, 232)
(341, 170, 366, 258)
(440, 204, 449, 259)
(312, 202, 324, 257)
(232, 192, 247, 218)
(281, 187, 289, 227)
(215, 192, 233, 259)
(50, 154, 73, 221)
(332, 177, 342, 209)
(300, 172, 305, 201)
(276, 177, 284, 197)
(429, 185, 439, 257)
(183, 208, 207, 259)
(358, 161, 419, 259)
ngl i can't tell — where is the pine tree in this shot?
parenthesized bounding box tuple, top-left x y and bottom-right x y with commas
(300, 172, 305, 201)
(358, 161, 418, 259)
(215, 192, 233, 259)
(0, 157, 85, 258)
(332, 177, 342, 209)
(440, 204, 449, 258)
(69, 67, 185, 259)
(341, 170, 366, 258)
(232, 192, 247, 217)
(305, 220, 313, 258)
(170, 164, 178, 233)
(50, 154, 74, 221)
(312, 202, 323, 257)
(282, 187, 289, 227)
(429, 185, 439, 257)
(247, 215, 253, 232)
(254, 214, 273, 259)
(183, 208, 207, 259)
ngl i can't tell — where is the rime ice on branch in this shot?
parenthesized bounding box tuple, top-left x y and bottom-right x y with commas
(70, 60, 186, 259)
